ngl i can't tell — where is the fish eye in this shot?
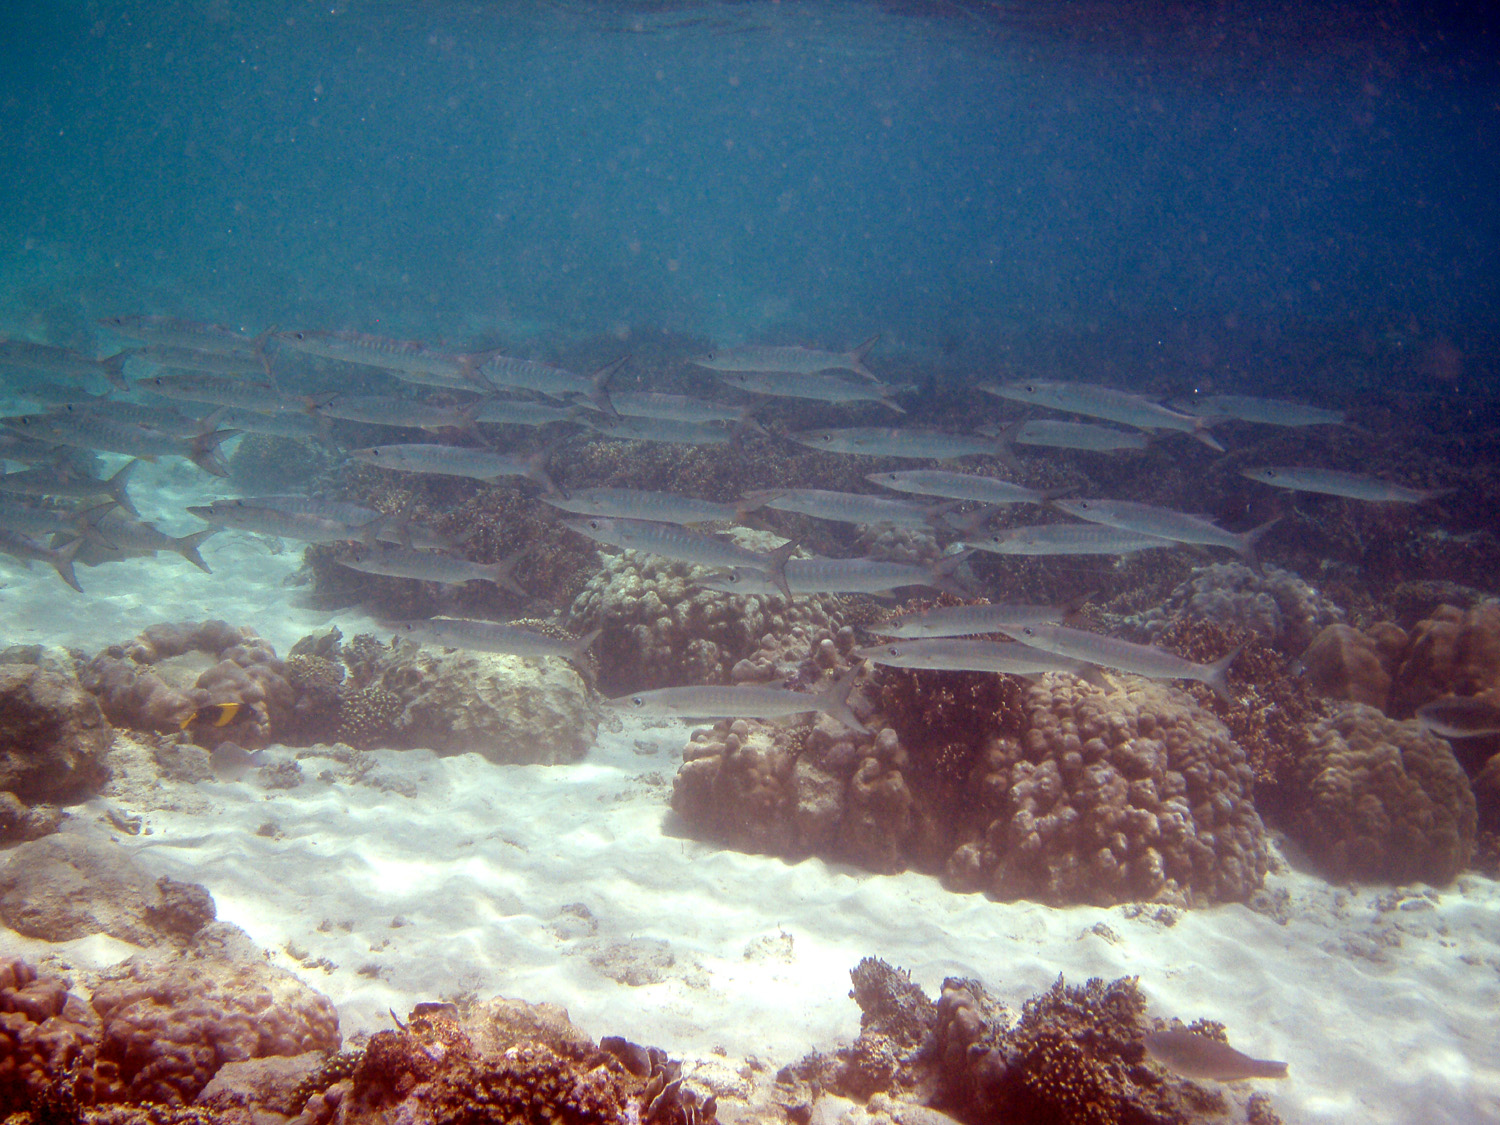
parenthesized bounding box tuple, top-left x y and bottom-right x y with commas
(1024, 383, 1037, 393)
(630, 696, 644, 708)
(886, 645, 900, 656)
(1265, 469, 1278, 478)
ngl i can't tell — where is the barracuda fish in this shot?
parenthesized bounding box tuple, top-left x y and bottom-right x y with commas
(274, 329, 484, 391)
(472, 399, 581, 427)
(0, 531, 84, 592)
(128, 346, 269, 379)
(240, 494, 463, 550)
(347, 443, 556, 492)
(865, 468, 1055, 505)
(213, 408, 330, 443)
(713, 370, 908, 413)
(0, 460, 140, 516)
(1173, 394, 1344, 428)
(1002, 419, 1151, 453)
(313, 394, 481, 433)
(966, 523, 1179, 556)
(854, 638, 1099, 681)
(744, 487, 943, 529)
(82, 512, 219, 572)
(606, 392, 757, 425)
(1414, 696, 1500, 739)
(0, 340, 130, 389)
(563, 516, 796, 600)
(1143, 1030, 1287, 1082)
(99, 315, 269, 357)
(982, 380, 1225, 451)
(337, 543, 528, 596)
(689, 336, 881, 383)
(698, 552, 970, 597)
(187, 499, 385, 544)
(1239, 466, 1448, 503)
(7, 384, 111, 409)
(478, 354, 625, 413)
(1, 413, 238, 476)
(875, 601, 1072, 638)
(791, 428, 1001, 461)
(1011, 622, 1243, 702)
(0, 499, 114, 542)
(135, 373, 322, 416)
(543, 487, 749, 525)
(583, 414, 732, 446)
(1052, 499, 1277, 561)
(603, 669, 868, 733)
(387, 618, 600, 674)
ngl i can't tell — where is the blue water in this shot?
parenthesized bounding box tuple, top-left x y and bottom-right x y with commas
(1, 0, 1496, 368)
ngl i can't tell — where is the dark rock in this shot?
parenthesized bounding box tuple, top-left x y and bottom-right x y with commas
(0, 664, 112, 802)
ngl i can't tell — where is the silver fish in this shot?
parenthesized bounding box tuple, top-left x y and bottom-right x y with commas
(1, 413, 237, 476)
(967, 523, 1179, 556)
(792, 428, 1001, 461)
(0, 460, 140, 516)
(1240, 466, 1447, 503)
(0, 531, 83, 592)
(689, 336, 880, 382)
(99, 315, 268, 357)
(86, 512, 218, 572)
(347, 443, 555, 491)
(239, 495, 461, 549)
(866, 469, 1054, 505)
(876, 601, 1071, 638)
(583, 415, 732, 446)
(1051, 499, 1275, 561)
(713, 370, 907, 412)
(129, 346, 269, 379)
(388, 618, 599, 672)
(314, 394, 480, 432)
(982, 380, 1224, 451)
(187, 500, 383, 544)
(1012, 623, 1242, 702)
(472, 399, 581, 427)
(135, 372, 318, 415)
(1174, 393, 1344, 427)
(209, 741, 268, 781)
(604, 670, 868, 733)
(745, 488, 942, 529)
(563, 516, 796, 599)
(544, 488, 747, 525)
(1143, 1030, 1287, 1082)
(477, 355, 624, 411)
(337, 543, 527, 595)
(854, 638, 1098, 680)
(0, 340, 130, 389)
(606, 392, 756, 424)
(274, 329, 482, 390)
(1003, 419, 1151, 453)
(1414, 697, 1500, 739)
(699, 553, 969, 597)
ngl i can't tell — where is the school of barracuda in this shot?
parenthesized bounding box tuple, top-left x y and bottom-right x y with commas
(0, 317, 1445, 724)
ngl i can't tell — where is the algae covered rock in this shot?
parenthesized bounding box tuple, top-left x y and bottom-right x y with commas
(0, 663, 112, 802)
(365, 642, 597, 762)
(1289, 703, 1476, 884)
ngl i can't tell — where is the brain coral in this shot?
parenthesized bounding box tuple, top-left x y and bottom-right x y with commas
(947, 678, 1270, 907)
(0, 956, 100, 1114)
(1130, 562, 1345, 653)
(1289, 703, 1476, 884)
(567, 551, 839, 694)
(1388, 600, 1500, 717)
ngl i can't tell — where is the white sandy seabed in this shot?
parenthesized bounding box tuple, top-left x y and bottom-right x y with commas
(1, 457, 1498, 1125)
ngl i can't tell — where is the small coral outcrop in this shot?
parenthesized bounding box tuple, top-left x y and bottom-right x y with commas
(1297, 624, 1392, 709)
(1288, 703, 1476, 884)
(0, 662, 112, 802)
(1388, 601, 1500, 718)
(1132, 563, 1345, 653)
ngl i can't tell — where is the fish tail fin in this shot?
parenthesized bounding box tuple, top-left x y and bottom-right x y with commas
(1190, 420, 1227, 453)
(737, 489, 783, 519)
(1204, 643, 1246, 704)
(74, 500, 120, 544)
(989, 420, 1024, 472)
(485, 550, 529, 598)
(846, 334, 881, 382)
(99, 351, 132, 390)
(569, 628, 602, 681)
(815, 667, 870, 734)
(50, 537, 84, 594)
(106, 459, 141, 517)
(588, 355, 630, 417)
(188, 428, 240, 477)
(173, 527, 219, 573)
(765, 539, 798, 601)
(1235, 516, 1281, 573)
(930, 548, 977, 597)
(524, 448, 564, 498)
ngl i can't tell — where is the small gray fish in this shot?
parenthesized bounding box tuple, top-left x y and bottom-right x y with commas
(1013, 623, 1242, 703)
(982, 380, 1224, 451)
(1143, 1030, 1287, 1082)
(700, 553, 968, 597)
(338, 543, 528, 596)
(854, 638, 1098, 681)
(1052, 498, 1277, 562)
(88, 512, 218, 572)
(876, 601, 1070, 638)
(583, 414, 732, 447)
(745, 487, 942, 529)
(1004, 419, 1151, 453)
(136, 372, 319, 415)
(208, 740, 268, 781)
(563, 516, 796, 599)
(606, 392, 756, 424)
(1415, 696, 1500, 739)
(0, 531, 83, 592)
(792, 428, 999, 461)
(347, 443, 555, 492)
(1240, 466, 1447, 504)
(689, 336, 881, 382)
(866, 469, 1054, 505)
(966, 523, 1178, 556)
(0, 339, 131, 388)
(0, 460, 140, 516)
(604, 670, 868, 733)
(1174, 393, 1344, 428)
(100, 315, 268, 357)
(544, 487, 746, 525)
(188, 500, 382, 544)
(275, 329, 481, 389)
(315, 394, 481, 432)
(713, 370, 907, 412)
(472, 399, 580, 427)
